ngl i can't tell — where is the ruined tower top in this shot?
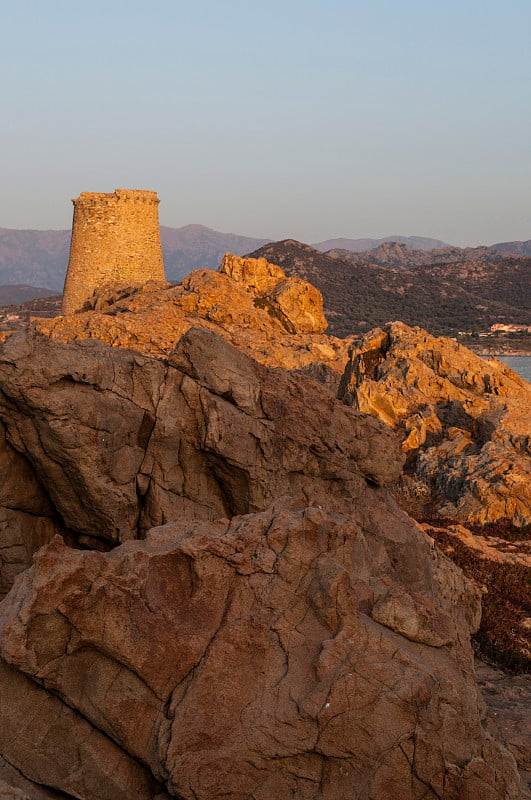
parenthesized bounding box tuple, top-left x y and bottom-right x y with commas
(62, 189, 165, 315)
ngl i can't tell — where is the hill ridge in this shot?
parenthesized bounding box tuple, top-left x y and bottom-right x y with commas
(246, 239, 530, 337)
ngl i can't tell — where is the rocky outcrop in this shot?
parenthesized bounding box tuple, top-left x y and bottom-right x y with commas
(0, 500, 521, 800)
(0, 324, 402, 556)
(0, 319, 523, 798)
(32, 253, 345, 371)
(20, 258, 529, 532)
(8, 256, 528, 533)
(220, 253, 328, 334)
(338, 322, 531, 527)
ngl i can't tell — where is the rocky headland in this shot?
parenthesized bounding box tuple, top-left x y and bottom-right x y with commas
(0, 254, 529, 799)
(337, 321, 530, 528)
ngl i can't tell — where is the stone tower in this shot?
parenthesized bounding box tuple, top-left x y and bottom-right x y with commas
(62, 189, 165, 314)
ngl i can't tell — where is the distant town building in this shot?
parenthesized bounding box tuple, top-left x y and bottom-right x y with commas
(490, 323, 531, 333)
(62, 189, 165, 314)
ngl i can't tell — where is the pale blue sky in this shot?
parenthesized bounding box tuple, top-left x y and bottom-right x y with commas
(2, 0, 530, 245)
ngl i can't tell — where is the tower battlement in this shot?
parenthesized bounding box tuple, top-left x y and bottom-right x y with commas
(74, 190, 160, 206)
(62, 189, 165, 315)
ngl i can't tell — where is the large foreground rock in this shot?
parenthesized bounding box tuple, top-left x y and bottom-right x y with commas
(0, 501, 521, 799)
(0, 325, 402, 578)
(338, 322, 531, 526)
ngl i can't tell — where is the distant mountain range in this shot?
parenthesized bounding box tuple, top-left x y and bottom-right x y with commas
(314, 235, 531, 256)
(0, 228, 70, 292)
(490, 239, 531, 256)
(1, 224, 530, 297)
(313, 235, 451, 252)
(246, 240, 531, 337)
(0, 224, 271, 293)
(0, 284, 60, 306)
(159, 225, 271, 283)
(326, 241, 506, 269)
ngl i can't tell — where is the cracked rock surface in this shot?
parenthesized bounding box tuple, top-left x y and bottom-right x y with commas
(0, 500, 521, 800)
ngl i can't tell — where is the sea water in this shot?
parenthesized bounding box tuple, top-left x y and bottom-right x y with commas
(496, 356, 531, 383)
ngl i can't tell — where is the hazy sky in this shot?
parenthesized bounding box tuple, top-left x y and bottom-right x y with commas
(2, 0, 530, 245)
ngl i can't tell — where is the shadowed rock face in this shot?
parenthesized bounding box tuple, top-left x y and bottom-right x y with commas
(0, 421, 70, 598)
(338, 321, 531, 527)
(0, 499, 521, 800)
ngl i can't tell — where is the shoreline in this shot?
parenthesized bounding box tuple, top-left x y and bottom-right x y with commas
(474, 351, 531, 357)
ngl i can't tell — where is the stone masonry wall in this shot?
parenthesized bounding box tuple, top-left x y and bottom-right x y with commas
(62, 189, 165, 314)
